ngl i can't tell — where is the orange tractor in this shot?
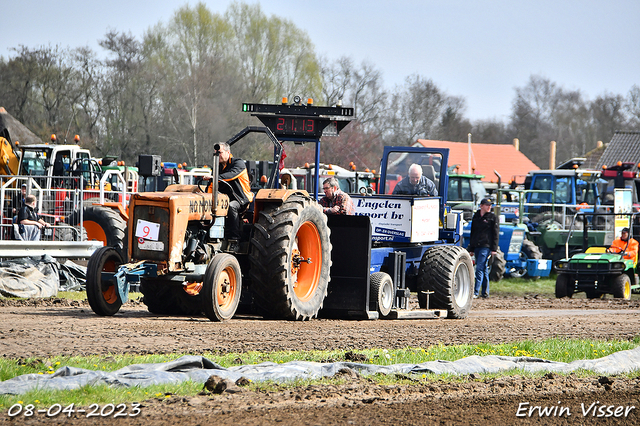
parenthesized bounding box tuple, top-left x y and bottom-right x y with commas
(86, 100, 353, 321)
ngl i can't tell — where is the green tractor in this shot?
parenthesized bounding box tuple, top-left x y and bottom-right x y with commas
(554, 214, 639, 299)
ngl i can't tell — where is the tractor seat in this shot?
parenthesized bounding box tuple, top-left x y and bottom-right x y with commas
(585, 247, 606, 254)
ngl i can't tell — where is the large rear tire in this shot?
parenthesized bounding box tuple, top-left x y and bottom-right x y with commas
(202, 254, 242, 321)
(370, 272, 394, 317)
(250, 195, 332, 320)
(611, 274, 631, 300)
(417, 245, 474, 319)
(86, 246, 123, 316)
(70, 205, 126, 254)
(141, 281, 181, 315)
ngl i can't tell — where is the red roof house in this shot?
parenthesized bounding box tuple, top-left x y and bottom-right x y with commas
(413, 139, 539, 184)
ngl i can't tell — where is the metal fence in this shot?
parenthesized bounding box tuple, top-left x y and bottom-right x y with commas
(0, 169, 137, 242)
(0, 176, 84, 242)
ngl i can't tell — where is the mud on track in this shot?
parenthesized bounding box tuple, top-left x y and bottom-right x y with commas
(1, 296, 639, 425)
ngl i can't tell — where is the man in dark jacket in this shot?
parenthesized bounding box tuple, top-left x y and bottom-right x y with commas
(392, 164, 438, 196)
(467, 197, 499, 298)
(17, 194, 51, 241)
(218, 142, 254, 249)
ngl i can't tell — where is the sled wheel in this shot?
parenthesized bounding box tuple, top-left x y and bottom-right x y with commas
(86, 246, 123, 316)
(418, 245, 474, 319)
(370, 272, 394, 317)
(202, 254, 242, 321)
(250, 195, 332, 320)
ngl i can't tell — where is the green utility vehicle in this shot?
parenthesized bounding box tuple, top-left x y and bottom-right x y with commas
(554, 214, 639, 299)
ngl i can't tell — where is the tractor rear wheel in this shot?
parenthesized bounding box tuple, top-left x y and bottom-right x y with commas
(510, 239, 542, 279)
(202, 254, 242, 321)
(417, 245, 474, 319)
(370, 272, 394, 317)
(489, 249, 506, 282)
(250, 195, 332, 320)
(555, 274, 573, 298)
(86, 246, 123, 316)
(173, 284, 204, 316)
(611, 274, 631, 299)
(69, 205, 126, 255)
(141, 281, 182, 315)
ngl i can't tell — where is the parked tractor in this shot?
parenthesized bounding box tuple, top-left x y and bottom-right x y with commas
(498, 159, 610, 262)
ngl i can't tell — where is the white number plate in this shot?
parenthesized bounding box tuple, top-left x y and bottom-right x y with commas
(135, 219, 160, 241)
(138, 238, 164, 251)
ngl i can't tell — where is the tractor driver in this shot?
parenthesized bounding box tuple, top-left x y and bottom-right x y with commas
(609, 227, 639, 264)
(392, 164, 438, 196)
(218, 142, 253, 250)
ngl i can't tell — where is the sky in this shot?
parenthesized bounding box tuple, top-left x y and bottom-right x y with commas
(2, 0, 639, 122)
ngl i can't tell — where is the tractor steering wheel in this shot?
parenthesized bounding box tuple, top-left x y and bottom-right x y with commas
(196, 176, 212, 193)
(195, 177, 236, 201)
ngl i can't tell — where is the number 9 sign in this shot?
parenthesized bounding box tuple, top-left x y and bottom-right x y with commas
(135, 219, 160, 241)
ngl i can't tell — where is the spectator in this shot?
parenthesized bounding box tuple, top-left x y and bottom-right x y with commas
(319, 177, 354, 215)
(10, 184, 27, 216)
(609, 227, 639, 264)
(467, 197, 499, 298)
(17, 194, 50, 241)
(392, 164, 438, 196)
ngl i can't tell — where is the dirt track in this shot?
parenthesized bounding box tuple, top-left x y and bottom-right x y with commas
(1, 296, 640, 425)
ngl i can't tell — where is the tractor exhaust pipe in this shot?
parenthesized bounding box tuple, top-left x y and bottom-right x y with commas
(212, 144, 220, 218)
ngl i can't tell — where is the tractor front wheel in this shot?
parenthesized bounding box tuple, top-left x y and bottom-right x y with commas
(611, 274, 631, 300)
(555, 274, 573, 298)
(86, 246, 123, 316)
(202, 254, 242, 321)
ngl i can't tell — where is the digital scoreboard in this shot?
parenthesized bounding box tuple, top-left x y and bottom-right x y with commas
(242, 100, 354, 140)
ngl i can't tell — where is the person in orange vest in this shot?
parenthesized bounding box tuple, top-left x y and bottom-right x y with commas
(608, 227, 639, 264)
(218, 142, 254, 252)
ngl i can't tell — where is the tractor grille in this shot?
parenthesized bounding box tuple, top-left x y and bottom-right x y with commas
(569, 262, 611, 272)
(131, 205, 170, 262)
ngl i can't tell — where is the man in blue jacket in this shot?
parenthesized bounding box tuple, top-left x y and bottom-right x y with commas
(467, 197, 499, 298)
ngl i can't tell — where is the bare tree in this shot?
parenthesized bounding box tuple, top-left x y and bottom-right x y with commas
(225, 2, 322, 103)
(627, 85, 640, 129)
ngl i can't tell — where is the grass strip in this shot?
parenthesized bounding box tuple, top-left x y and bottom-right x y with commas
(0, 338, 638, 409)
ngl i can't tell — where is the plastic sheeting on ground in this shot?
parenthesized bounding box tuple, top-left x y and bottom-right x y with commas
(1, 346, 639, 395)
(0, 257, 59, 298)
(0, 256, 87, 298)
